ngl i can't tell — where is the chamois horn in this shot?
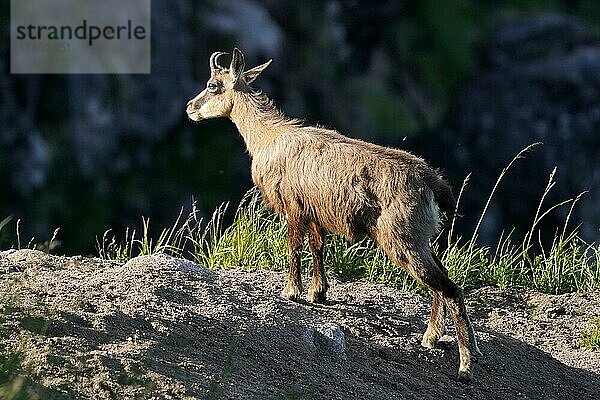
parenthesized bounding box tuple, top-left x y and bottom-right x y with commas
(210, 51, 228, 71)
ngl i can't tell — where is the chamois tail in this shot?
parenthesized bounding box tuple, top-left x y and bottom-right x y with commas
(424, 171, 456, 218)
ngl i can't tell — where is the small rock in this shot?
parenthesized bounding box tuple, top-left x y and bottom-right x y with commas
(303, 323, 346, 360)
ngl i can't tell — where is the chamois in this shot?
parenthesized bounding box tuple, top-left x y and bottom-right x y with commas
(186, 48, 482, 381)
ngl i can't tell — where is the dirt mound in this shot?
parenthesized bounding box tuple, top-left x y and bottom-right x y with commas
(0, 249, 599, 399)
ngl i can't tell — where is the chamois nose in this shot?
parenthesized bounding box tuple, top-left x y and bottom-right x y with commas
(186, 100, 196, 113)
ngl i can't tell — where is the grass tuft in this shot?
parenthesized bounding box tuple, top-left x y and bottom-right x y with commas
(581, 318, 600, 351)
(0, 218, 61, 254)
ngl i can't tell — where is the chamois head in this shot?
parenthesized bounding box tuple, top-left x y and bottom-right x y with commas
(186, 48, 272, 121)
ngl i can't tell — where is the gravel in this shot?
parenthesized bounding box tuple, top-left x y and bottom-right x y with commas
(0, 249, 598, 399)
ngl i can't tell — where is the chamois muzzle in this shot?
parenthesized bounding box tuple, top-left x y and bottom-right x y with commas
(186, 98, 204, 121)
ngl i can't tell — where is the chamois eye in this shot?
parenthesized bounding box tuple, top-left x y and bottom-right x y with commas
(207, 82, 219, 92)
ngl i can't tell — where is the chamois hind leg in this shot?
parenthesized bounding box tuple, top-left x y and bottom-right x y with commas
(422, 251, 448, 348)
(281, 217, 305, 301)
(422, 290, 447, 349)
(407, 248, 479, 381)
(307, 221, 329, 303)
(432, 251, 482, 360)
(383, 241, 479, 382)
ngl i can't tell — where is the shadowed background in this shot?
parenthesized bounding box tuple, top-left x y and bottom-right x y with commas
(1, 0, 599, 255)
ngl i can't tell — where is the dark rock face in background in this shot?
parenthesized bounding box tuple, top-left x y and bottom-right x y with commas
(0, 0, 598, 253)
(423, 15, 600, 243)
(0, 0, 261, 250)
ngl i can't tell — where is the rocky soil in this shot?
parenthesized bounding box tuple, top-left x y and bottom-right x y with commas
(0, 249, 599, 399)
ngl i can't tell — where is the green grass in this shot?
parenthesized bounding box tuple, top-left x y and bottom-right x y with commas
(1, 144, 594, 295)
(1, 145, 595, 296)
(581, 318, 600, 350)
(94, 143, 600, 295)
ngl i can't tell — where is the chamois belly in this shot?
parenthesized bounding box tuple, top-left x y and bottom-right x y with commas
(303, 182, 380, 241)
(278, 161, 385, 241)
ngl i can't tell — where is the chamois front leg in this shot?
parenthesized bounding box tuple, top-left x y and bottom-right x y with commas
(281, 218, 305, 301)
(307, 221, 329, 303)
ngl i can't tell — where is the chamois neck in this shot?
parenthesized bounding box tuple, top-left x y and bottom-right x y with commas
(229, 90, 299, 156)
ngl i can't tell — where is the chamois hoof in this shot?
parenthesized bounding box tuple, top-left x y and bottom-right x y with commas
(281, 283, 302, 301)
(307, 287, 327, 303)
(456, 369, 473, 383)
(420, 334, 438, 349)
(421, 327, 446, 349)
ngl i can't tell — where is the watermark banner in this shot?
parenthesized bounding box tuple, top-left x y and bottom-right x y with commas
(11, 0, 151, 74)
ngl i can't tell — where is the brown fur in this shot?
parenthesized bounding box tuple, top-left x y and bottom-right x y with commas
(187, 48, 481, 381)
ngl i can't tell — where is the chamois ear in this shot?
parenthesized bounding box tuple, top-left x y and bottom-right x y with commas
(243, 59, 272, 85)
(229, 48, 246, 83)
